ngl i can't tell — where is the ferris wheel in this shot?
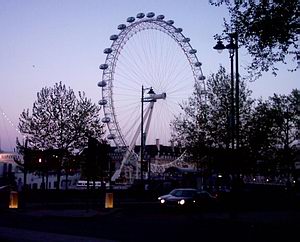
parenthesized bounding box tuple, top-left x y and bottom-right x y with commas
(98, 12, 206, 181)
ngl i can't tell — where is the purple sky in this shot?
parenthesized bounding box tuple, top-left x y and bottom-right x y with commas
(0, 0, 298, 152)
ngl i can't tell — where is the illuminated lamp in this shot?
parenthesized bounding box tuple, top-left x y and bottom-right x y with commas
(105, 192, 113, 208)
(9, 191, 18, 209)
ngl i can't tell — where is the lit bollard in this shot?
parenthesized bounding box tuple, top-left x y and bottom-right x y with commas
(9, 191, 18, 209)
(105, 192, 113, 208)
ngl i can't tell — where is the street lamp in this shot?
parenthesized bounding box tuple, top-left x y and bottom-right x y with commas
(213, 32, 239, 149)
(140, 86, 155, 181)
(38, 153, 45, 190)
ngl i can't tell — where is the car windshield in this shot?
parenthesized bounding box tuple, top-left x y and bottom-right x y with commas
(170, 189, 196, 197)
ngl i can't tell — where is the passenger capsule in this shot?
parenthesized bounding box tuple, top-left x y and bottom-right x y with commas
(157, 15, 165, 20)
(194, 62, 202, 67)
(136, 13, 145, 18)
(175, 28, 183, 33)
(182, 37, 190, 43)
(189, 49, 197, 54)
(99, 64, 108, 70)
(98, 99, 108, 105)
(167, 20, 174, 25)
(97, 81, 107, 87)
(127, 17, 135, 23)
(103, 48, 112, 54)
(102, 117, 111, 123)
(117, 24, 126, 30)
(146, 12, 155, 18)
(198, 75, 206, 80)
(110, 34, 118, 41)
(107, 134, 116, 139)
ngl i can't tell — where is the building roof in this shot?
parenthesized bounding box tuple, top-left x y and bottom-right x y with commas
(164, 166, 197, 174)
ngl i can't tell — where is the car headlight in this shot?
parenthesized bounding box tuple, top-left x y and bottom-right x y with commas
(178, 199, 185, 205)
(160, 199, 165, 204)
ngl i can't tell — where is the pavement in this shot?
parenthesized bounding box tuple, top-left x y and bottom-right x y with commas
(6, 207, 299, 224)
(0, 226, 119, 242)
(17, 208, 112, 218)
(0, 208, 121, 242)
(1, 198, 299, 242)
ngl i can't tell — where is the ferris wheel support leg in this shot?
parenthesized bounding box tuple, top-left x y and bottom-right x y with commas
(111, 106, 152, 182)
(111, 168, 122, 182)
(144, 102, 155, 144)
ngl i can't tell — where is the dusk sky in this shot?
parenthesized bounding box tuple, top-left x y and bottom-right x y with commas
(0, 0, 298, 152)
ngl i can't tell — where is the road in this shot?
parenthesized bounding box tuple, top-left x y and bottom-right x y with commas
(1, 202, 299, 242)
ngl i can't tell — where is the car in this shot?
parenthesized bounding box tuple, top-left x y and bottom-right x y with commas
(158, 188, 198, 207)
(158, 188, 217, 208)
(194, 190, 218, 209)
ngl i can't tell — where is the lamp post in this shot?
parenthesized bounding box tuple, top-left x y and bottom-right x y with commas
(38, 151, 45, 190)
(141, 86, 144, 182)
(213, 32, 239, 149)
(140, 86, 155, 181)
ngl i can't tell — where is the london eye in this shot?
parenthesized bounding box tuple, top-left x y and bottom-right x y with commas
(98, 12, 206, 182)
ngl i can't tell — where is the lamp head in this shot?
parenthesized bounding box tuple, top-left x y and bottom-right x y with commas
(147, 88, 155, 95)
(213, 40, 225, 53)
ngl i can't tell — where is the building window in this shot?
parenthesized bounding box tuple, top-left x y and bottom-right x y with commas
(8, 164, 12, 173)
(3, 163, 7, 175)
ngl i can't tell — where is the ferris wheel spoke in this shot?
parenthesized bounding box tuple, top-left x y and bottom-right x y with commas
(119, 49, 151, 83)
(99, 12, 206, 182)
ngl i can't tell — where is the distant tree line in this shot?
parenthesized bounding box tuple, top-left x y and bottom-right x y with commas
(171, 66, 300, 176)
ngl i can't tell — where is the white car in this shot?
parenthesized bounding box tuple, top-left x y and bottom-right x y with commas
(158, 188, 198, 206)
(158, 188, 217, 207)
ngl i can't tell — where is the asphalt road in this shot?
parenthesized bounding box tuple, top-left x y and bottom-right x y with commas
(1, 186, 300, 242)
(1, 203, 299, 242)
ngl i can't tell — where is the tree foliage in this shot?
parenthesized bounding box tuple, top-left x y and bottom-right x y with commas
(245, 89, 300, 172)
(16, 82, 105, 189)
(18, 82, 104, 153)
(210, 0, 299, 79)
(171, 66, 253, 167)
(172, 65, 299, 174)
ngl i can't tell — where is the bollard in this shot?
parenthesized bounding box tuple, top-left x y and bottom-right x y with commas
(9, 191, 18, 209)
(105, 192, 113, 208)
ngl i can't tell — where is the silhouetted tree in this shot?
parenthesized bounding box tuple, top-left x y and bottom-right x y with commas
(171, 66, 253, 171)
(244, 99, 278, 168)
(269, 90, 300, 171)
(17, 82, 104, 189)
(14, 139, 40, 190)
(210, 0, 299, 79)
(245, 89, 300, 173)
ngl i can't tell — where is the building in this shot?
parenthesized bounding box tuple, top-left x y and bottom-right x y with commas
(0, 140, 188, 189)
(0, 151, 21, 188)
(0, 151, 80, 190)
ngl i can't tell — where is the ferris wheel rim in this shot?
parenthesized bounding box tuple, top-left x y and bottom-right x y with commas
(98, 12, 206, 151)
